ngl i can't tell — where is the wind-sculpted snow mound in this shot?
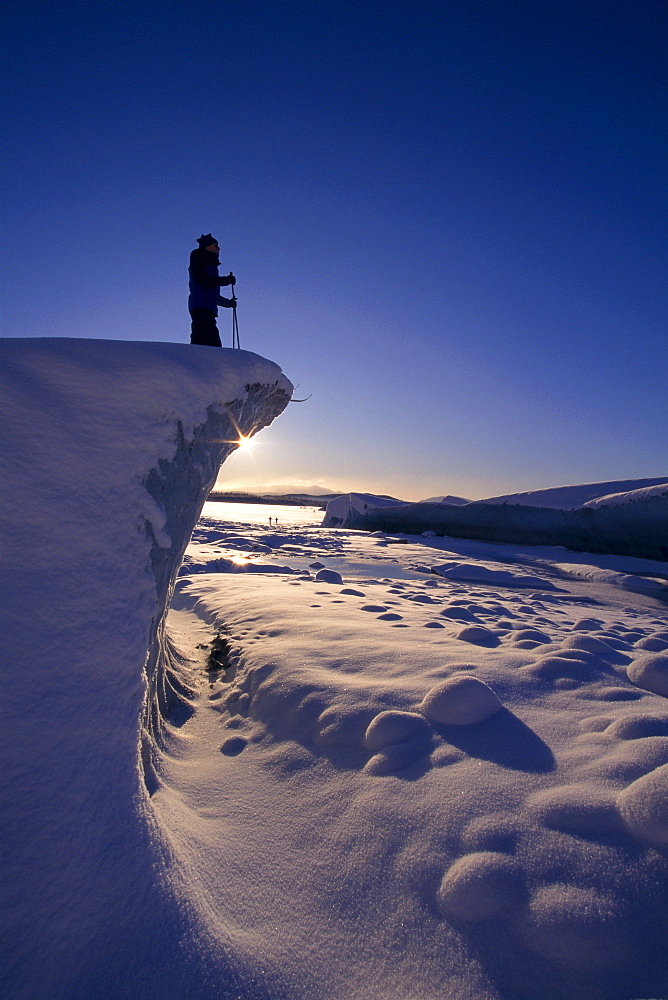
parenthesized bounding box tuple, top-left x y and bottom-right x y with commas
(178, 561, 668, 1000)
(0, 338, 292, 1000)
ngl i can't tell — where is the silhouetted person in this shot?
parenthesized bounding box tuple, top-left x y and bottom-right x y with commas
(188, 234, 236, 347)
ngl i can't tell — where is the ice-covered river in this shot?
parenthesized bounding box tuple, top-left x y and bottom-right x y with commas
(203, 500, 324, 527)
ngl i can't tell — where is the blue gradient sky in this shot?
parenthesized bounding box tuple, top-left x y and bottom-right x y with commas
(2, 0, 666, 500)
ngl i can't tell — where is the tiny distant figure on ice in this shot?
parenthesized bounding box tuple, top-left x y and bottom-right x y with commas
(188, 234, 236, 347)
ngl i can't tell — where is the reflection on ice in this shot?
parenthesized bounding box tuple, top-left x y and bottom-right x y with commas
(203, 500, 323, 526)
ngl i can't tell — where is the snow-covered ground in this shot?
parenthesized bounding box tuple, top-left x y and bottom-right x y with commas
(3, 338, 668, 1000)
(162, 502, 668, 1000)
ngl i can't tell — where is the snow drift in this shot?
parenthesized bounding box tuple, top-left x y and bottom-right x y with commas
(324, 479, 668, 560)
(0, 338, 292, 1000)
(174, 509, 668, 1000)
(322, 490, 410, 526)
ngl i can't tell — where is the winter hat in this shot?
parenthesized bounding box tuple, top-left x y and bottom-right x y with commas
(197, 233, 218, 247)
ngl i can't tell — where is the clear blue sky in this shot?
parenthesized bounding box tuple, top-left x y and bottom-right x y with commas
(2, 0, 666, 500)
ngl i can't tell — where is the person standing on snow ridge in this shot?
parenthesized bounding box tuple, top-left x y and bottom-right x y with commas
(188, 234, 236, 347)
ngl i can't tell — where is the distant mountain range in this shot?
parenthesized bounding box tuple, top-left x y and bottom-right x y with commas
(225, 483, 338, 496)
(208, 488, 343, 507)
(419, 494, 471, 505)
(212, 486, 475, 506)
(208, 485, 405, 508)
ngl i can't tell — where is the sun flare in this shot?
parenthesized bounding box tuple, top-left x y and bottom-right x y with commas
(236, 435, 253, 453)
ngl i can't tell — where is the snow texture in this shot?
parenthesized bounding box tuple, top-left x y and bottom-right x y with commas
(3, 338, 668, 1000)
(617, 763, 668, 843)
(0, 338, 292, 1000)
(583, 482, 668, 509)
(627, 653, 668, 696)
(167, 502, 668, 1000)
(420, 675, 503, 725)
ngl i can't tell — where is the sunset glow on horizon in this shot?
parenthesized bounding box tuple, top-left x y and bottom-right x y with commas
(3, 1, 665, 499)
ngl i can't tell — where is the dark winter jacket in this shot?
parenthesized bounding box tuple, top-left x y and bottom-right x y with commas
(188, 247, 234, 313)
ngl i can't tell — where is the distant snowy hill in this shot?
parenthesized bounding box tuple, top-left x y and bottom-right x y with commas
(583, 481, 668, 509)
(420, 494, 470, 505)
(232, 482, 337, 496)
(475, 477, 668, 510)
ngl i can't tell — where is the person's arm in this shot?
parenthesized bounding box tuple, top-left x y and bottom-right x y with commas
(191, 258, 236, 289)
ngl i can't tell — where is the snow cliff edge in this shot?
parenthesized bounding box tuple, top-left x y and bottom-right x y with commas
(0, 338, 292, 999)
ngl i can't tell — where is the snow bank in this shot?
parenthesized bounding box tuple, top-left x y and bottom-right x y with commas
(325, 479, 668, 560)
(0, 338, 291, 1000)
(583, 482, 668, 509)
(431, 561, 560, 589)
(475, 477, 668, 510)
(321, 491, 408, 526)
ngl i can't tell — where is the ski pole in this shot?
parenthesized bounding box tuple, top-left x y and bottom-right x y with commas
(229, 273, 240, 349)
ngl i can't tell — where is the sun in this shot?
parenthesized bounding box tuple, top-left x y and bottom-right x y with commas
(236, 435, 253, 453)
